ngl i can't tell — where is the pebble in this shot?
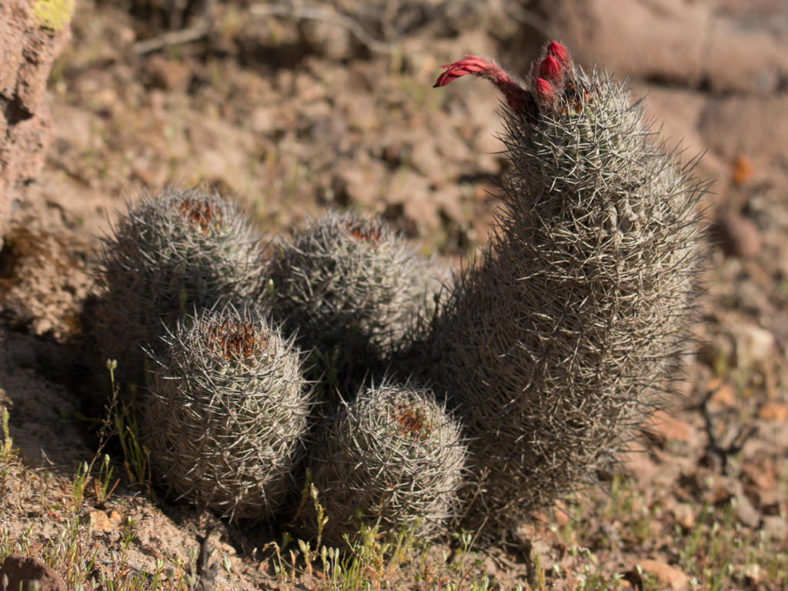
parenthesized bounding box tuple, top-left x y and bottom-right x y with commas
(727, 322, 775, 367)
(757, 401, 788, 422)
(714, 210, 762, 258)
(646, 410, 691, 443)
(0, 554, 67, 591)
(632, 559, 690, 591)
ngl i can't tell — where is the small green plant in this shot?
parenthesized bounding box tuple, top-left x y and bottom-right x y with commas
(104, 358, 151, 490)
(114, 399, 151, 489)
(93, 453, 119, 505)
(1, 407, 12, 459)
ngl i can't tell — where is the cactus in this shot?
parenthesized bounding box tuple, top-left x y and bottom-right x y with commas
(143, 303, 310, 520)
(308, 379, 466, 545)
(425, 42, 707, 532)
(267, 210, 445, 389)
(92, 187, 264, 388)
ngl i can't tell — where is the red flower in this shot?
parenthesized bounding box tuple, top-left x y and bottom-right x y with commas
(434, 55, 528, 111)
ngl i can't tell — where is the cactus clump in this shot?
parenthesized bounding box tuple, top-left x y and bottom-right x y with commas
(143, 303, 310, 520)
(308, 379, 466, 544)
(92, 187, 263, 387)
(428, 43, 707, 531)
(267, 210, 444, 383)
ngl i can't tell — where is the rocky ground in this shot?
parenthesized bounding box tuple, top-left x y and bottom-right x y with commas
(0, 0, 787, 589)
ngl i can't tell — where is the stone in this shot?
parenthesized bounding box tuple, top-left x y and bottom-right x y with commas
(733, 492, 761, 528)
(699, 97, 788, 175)
(708, 378, 736, 406)
(671, 503, 695, 530)
(145, 56, 191, 92)
(757, 401, 788, 422)
(0, 0, 72, 245)
(553, 0, 788, 93)
(714, 210, 762, 258)
(0, 554, 67, 591)
(633, 559, 690, 591)
(87, 509, 123, 532)
(646, 410, 691, 443)
(727, 322, 776, 368)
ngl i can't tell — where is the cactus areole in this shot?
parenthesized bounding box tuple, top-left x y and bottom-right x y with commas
(429, 42, 706, 532)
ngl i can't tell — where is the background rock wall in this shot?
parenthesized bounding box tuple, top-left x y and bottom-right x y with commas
(0, 0, 72, 245)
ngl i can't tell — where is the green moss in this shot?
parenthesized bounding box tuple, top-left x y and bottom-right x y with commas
(32, 0, 74, 33)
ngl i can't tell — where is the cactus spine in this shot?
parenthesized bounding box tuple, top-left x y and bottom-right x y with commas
(428, 43, 707, 531)
(93, 188, 263, 386)
(143, 303, 310, 520)
(308, 379, 466, 545)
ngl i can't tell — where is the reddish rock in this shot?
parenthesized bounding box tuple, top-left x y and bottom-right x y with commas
(0, 554, 67, 591)
(758, 401, 788, 422)
(0, 0, 71, 245)
(731, 154, 754, 186)
(632, 559, 690, 591)
(646, 410, 691, 443)
(714, 209, 762, 258)
(708, 378, 736, 406)
(552, 0, 788, 93)
(144, 56, 191, 92)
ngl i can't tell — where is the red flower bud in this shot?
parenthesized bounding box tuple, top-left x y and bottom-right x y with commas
(534, 77, 556, 108)
(546, 41, 571, 68)
(539, 56, 563, 86)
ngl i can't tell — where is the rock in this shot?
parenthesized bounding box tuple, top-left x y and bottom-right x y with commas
(632, 559, 691, 591)
(0, 226, 93, 342)
(731, 155, 754, 187)
(708, 378, 736, 406)
(630, 84, 725, 192)
(727, 322, 776, 368)
(646, 410, 691, 443)
(386, 172, 438, 237)
(733, 492, 761, 528)
(0, 554, 67, 591)
(671, 503, 695, 530)
(757, 401, 788, 422)
(330, 161, 386, 209)
(705, 15, 788, 93)
(553, 0, 788, 93)
(410, 140, 444, 182)
(0, 0, 72, 245)
(762, 515, 787, 541)
(742, 459, 778, 493)
(554, 0, 707, 85)
(144, 56, 191, 92)
(620, 445, 659, 483)
(87, 509, 123, 532)
(714, 210, 762, 258)
(300, 19, 355, 61)
(699, 97, 788, 177)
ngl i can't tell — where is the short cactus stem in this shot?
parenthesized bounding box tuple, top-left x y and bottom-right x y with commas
(267, 210, 445, 392)
(308, 378, 467, 545)
(143, 303, 311, 521)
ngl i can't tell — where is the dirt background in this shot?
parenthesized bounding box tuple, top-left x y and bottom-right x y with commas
(0, 0, 787, 589)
